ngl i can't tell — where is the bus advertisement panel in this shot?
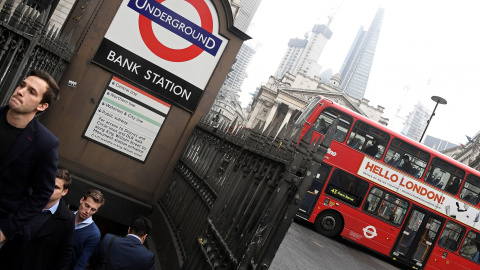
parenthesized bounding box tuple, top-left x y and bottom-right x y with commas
(358, 157, 480, 230)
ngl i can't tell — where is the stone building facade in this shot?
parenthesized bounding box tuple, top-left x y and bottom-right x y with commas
(245, 70, 388, 129)
(442, 132, 480, 171)
(208, 85, 245, 125)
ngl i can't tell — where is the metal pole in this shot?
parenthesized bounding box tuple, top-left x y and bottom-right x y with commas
(419, 102, 439, 143)
(419, 96, 447, 143)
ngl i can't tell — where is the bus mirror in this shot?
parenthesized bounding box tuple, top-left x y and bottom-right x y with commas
(294, 96, 321, 128)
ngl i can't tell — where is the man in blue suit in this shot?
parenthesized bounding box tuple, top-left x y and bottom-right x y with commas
(0, 69, 59, 246)
(0, 168, 75, 269)
(90, 216, 156, 270)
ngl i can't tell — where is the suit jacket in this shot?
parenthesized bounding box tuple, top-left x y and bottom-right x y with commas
(0, 106, 59, 239)
(90, 233, 156, 270)
(0, 199, 75, 270)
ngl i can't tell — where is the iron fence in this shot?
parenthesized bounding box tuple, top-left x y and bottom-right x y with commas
(159, 113, 338, 269)
(0, 0, 73, 105)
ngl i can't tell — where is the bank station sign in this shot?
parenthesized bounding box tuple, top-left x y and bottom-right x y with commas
(93, 0, 228, 112)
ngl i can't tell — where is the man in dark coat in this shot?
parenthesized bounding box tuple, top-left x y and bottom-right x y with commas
(0, 69, 60, 245)
(398, 155, 413, 174)
(0, 169, 75, 269)
(90, 216, 156, 270)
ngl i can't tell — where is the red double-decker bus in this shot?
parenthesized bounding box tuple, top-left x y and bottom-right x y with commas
(294, 97, 480, 270)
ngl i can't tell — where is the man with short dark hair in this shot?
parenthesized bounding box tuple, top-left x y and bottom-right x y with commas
(398, 155, 413, 174)
(0, 69, 60, 246)
(70, 189, 105, 270)
(0, 168, 75, 269)
(90, 216, 156, 270)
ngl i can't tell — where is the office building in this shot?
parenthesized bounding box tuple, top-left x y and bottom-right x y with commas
(233, 0, 262, 32)
(274, 23, 333, 79)
(223, 42, 256, 93)
(401, 103, 431, 142)
(340, 8, 384, 100)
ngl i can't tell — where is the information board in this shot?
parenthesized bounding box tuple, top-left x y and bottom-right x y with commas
(92, 0, 228, 112)
(84, 76, 171, 162)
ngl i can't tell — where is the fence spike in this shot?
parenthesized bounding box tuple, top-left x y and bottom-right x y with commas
(262, 120, 274, 136)
(63, 29, 74, 45)
(47, 23, 55, 38)
(252, 121, 262, 133)
(41, 4, 51, 26)
(300, 125, 314, 145)
(18, 5, 30, 30)
(8, 0, 25, 27)
(290, 125, 302, 147)
(228, 116, 238, 133)
(0, 0, 15, 23)
(276, 123, 288, 140)
(268, 119, 282, 139)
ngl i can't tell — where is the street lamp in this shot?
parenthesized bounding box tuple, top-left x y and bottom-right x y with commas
(419, 96, 447, 143)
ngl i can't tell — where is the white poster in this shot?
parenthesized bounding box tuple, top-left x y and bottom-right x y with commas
(84, 76, 171, 162)
(358, 157, 480, 229)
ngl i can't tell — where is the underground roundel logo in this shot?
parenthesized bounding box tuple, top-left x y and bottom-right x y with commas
(363, 225, 377, 239)
(128, 0, 221, 62)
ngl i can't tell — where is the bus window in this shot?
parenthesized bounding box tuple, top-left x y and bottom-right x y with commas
(311, 108, 353, 143)
(384, 138, 430, 179)
(325, 169, 369, 207)
(363, 187, 409, 225)
(459, 231, 480, 262)
(459, 174, 480, 206)
(425, 157, 465, 195)
(298, 164, 332, 216)
(438, 221, 465, 251)
(347, 120, 390, 159)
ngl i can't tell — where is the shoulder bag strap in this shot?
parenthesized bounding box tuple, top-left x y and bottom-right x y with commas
(101, 235, 117, 270)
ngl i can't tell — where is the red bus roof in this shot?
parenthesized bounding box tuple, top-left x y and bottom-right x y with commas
(316, 97, 480, 179)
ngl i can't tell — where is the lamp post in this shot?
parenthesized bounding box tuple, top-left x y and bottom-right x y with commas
(419, 96, 447, 143)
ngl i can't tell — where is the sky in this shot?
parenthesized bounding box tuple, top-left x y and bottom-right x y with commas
(238, 0, 480, 146)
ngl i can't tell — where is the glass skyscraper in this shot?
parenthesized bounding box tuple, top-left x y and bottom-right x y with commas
(340, 8, 384, 100)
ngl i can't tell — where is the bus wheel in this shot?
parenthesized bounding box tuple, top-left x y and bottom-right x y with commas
(314, 211, 343, 237)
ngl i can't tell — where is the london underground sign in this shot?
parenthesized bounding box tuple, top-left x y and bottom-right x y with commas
(93, 0, 228, 112)
(363, 225, 377, 239)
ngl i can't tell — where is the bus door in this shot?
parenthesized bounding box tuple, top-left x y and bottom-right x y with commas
(297, 164, 332, 218)
(391, 206, 445, 269)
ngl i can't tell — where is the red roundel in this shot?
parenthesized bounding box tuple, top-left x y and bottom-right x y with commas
(138, 0, 213, 62)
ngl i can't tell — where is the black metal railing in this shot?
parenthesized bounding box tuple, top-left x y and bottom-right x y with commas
(0, 0, 73, 105)
(159, 111, 338, 269)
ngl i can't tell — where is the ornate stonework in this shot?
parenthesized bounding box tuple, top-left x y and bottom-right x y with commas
(245, 71, 389, 128)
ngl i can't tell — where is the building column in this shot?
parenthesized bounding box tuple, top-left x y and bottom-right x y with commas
(264, 101, 279, 130)
(246, 101, 261, 128)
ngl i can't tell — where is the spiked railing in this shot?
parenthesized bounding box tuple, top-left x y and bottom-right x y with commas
(0, 0, 74, 105)
(158, 113, 339, 269)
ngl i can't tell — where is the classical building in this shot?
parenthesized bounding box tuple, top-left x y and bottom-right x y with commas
(208, 85, 245, 125)
(245, 71, 388, 129)
(340, 8, 384, 100)
(274, 23, 333, 79)
(442, 132, 480, 171)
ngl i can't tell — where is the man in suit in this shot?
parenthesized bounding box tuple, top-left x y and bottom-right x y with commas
(0, 168, 75, 269)
(0, 69, 60, 247)
(90, 216, 156, 270)
(70, 189, 105, 270)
